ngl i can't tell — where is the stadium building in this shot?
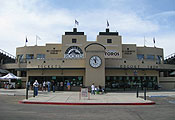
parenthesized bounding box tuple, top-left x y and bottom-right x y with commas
(1, 28, 175, 90)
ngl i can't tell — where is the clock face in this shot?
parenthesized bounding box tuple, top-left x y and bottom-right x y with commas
(89, 56, 102, 68)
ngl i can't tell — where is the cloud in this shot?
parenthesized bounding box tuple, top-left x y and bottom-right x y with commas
(145, 11, 175, 29)
(77, 10, 159, 38)
(0, 0, 173, 57)
(0, 0, 75, 54)
(152, 11, 175, 17)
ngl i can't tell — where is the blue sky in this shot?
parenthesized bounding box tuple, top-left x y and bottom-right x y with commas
(0, 0, 174, 57)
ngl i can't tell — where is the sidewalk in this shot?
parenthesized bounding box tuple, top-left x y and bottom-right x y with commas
(1, 89, 175, 105)
(19, 91, 156, 105)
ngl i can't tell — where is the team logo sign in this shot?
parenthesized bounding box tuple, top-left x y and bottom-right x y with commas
(64, 46, 84, 58)
(105, 50, 120, 57)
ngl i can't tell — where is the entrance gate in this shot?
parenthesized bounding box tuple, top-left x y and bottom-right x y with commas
(28, 76, 83, 91)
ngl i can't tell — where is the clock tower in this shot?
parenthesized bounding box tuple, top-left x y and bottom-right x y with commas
(84, 43, 106, 87)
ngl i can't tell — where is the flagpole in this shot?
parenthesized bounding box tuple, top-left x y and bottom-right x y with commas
(75, 20, 77, 28)
(144, 36, 146, 47)
(25, 37, 26, 46)
(36, 35, 37, 46)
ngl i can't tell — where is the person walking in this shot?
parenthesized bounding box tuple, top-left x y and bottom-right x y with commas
(47, 81, 51, 92)
(52, 81, 56, 92)
(91, 83, 95, 95)
(33, 80, 39, 96)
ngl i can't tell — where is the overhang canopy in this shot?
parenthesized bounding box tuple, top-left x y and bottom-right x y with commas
(0, 73, 21, 80)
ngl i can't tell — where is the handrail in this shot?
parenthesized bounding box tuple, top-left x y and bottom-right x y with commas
(0, 49, 16, 59)
(165, 53, 175, 60)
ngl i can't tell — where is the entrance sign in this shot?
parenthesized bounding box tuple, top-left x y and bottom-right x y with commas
(64, 46, 84, 58)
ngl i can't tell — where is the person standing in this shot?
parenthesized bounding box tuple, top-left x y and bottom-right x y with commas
(60, 81, 64, 91)
(42, 81, 46, 91)
(91, 83, 95, 95)
(52, 81, 56, 92)
(33, 80, 39, 96)
(67, 81, 71, 90)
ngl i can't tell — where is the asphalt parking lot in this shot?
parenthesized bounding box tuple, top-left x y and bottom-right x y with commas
(0, 89, 175, 120)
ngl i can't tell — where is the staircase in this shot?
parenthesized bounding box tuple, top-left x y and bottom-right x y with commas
(164, 53, 175, 64)
(0, 49, 16, 64)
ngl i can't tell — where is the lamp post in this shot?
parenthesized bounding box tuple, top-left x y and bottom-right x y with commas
(144, 87, 146, 100)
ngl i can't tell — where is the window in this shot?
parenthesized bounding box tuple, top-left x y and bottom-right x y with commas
(156, 55, 163, 64)
(64, 76, 83, 87)
(21, 71, 27, 77)
(107, 39, 112, 43)
(137, 54, 144, 60)
(26, 54, 34, 59)
(37, 54, 45, 59)
(17, 54, 24, 62)
(72, 38, 77, 43)
(147, 54, 155, 60)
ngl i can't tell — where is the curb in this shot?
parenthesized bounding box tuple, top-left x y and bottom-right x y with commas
(19, 101, 156, 105)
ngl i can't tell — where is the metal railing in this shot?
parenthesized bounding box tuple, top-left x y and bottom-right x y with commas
(165, 53, 175, 60)
(0, 49, 16, 59)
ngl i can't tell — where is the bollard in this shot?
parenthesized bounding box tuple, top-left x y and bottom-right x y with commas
(33, 86, 35, 97)
(26, 83, 28, 99)
(136, 86, 139, 98)
(144, 87, 146, 100)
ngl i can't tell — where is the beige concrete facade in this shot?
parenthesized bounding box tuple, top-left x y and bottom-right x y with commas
(2, 28, 175, 90)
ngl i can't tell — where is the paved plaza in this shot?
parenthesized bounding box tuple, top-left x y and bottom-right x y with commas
(20, 91, 154, 105)
(0, 89, 173, 105)
(1, 89, 175, 105)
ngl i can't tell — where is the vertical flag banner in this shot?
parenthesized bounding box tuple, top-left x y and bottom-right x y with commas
(25, 36, 28, 46)
(153, 37, 156, 47)
(36, 35, 41, 40)
(75, 19, 79, 25)
(36, 35, 41, 46)
(153, 37, 155, 44)
(75, 19, 79, 28)
(26, 37, 28, 43)
(107, 20, 109, 28)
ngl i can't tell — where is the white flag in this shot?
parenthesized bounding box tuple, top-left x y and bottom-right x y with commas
(36, 35, 41, 40)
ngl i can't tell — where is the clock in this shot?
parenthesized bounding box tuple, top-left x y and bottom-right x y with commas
(89, 56, 102, 68)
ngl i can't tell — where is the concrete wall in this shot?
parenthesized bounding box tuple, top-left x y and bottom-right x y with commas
(159, 77, 175, 90)
(85, 44, 105, 87)
(137, 47, 163, 59)
(122, 44, 137, 59)
(97, 35, 122, 59)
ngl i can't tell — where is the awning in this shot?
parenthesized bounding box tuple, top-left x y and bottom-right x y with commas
(0, 73, 21, 80)
(170, 71, 175, 75)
